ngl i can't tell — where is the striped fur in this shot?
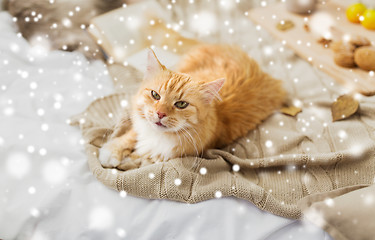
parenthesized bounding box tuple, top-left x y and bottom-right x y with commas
(100, 45, 286, 168)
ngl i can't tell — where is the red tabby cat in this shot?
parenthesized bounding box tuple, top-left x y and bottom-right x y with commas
(100, 45, 286, 169)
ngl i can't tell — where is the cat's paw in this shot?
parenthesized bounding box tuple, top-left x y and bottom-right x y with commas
(116, 154, 153, 171)
(99, 142, 122, 168)
(117, 158, 141, 171)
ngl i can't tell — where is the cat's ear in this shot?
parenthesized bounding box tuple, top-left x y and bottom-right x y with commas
(144, 48, 165, 80)
(202, 78, 225, 103)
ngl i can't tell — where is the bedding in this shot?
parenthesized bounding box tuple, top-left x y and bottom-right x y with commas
(73, 0, 375, 221)
(0, 1, 355, 238)
(299, 185, 375, 240)
(72, 39, 375, 217)
(73, 77, 375, 217)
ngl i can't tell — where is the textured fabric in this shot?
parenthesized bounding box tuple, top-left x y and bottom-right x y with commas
(299, 185, 375, 240)
(71, 63, 375, 220)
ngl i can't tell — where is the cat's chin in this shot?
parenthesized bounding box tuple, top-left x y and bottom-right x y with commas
(155, 122, 168, 130)
(147, 120, 169, 132)
(151, 120, 180, 133)
(155, 122, 166, 128)
(142, 116, 180, 133)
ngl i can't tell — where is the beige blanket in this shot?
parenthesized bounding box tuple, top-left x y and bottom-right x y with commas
(71, 64, 375, 223)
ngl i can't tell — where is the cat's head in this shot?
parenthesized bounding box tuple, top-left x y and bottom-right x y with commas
(133, 49, 225, 133)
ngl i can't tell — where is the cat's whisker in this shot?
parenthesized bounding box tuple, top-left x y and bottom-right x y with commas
(181, 132, 198, 159)
(186, 127, 203, 161)
(103, 44, 285, 167)
(100, 128, 111, 146)
(176, 133, 185, 159)
(180, 127, 199, 159)
(117, 118, 132, 127)
(189, 127, 205, 159)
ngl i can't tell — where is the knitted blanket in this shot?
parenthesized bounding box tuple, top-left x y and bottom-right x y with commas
(71, 63, 375, 220)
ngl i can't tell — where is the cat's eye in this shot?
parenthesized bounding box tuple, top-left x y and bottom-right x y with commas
(174, 101, 189, 109)
(151, 90, 161, 100)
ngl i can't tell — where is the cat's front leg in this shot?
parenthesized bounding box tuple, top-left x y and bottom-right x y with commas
(99, 129, 137, 168)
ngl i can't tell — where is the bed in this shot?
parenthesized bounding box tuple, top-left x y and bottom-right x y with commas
(0, 1, 363, 238)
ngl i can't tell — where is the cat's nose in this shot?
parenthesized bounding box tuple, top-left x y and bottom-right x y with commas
(157, 111, 167, 119)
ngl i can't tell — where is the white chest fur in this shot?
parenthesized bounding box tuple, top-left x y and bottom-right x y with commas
(132, 116, 176, 161)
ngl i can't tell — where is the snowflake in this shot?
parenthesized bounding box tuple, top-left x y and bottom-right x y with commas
(119, 190, 127, 198)
(30, 82, 38, 90)
(215, 191, 222, 198)
(62, 18, 72, 28)
(263, 46, 273, 56)
(6, 152, 30, 179)
(349, 145, 364, 156)
(30, 208, 40, 218)
(42, 160, 67, 184)
(220, 0, 235, 9)
(10, 43, 20, 53)
(174, 178, 182, 186)
(363, 193, 374, 205)
(3, 107, 14, 116)
(189, 11, 217, 35)
(199, 167, 207, 175)
(28, 186, 36, 194)
(324, 198, 335, 207)
(120, 100, 128, 108)
(232, 164, 240, 172)
(39, 148, 47, 156)
(337, 130, 347, 139)
(148, 172, 155, 179)
(116, 228, 127, 238)
(41, 123, 49, 131)
(54, 102, 61, 109)
(265, 140, 273, 148)
(89, 206, 113, 230)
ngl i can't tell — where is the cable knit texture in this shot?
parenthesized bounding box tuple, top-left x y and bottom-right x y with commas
(71, 62, 375, 220)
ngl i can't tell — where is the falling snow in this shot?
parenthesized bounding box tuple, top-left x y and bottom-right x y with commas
(174, 178, 182, 186)
(6, 152, 31, 179)
(30, 208, 40, 218)
(89, 206, 114, 230)
(28, 186, 36, 194)
(232, 164, 240, 172)
(0, 0, 374, 239)
(215, 191, 222, 198)
(199, 167, 207, 175)
(265, 140, 273, 148)
(116, 228, 127, 238)
(119, 190, 127, 198)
